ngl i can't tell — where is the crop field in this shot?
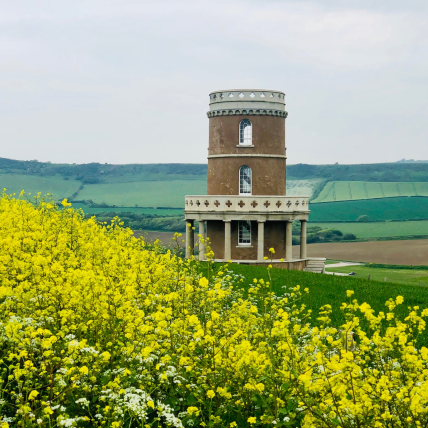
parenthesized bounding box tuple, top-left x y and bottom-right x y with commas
(73, 179, 320, 209)
(100, 171, 207, 183)
(0, 173, 81, 199)
(141, 230, 428, 265)
(223, 263, 428, 328)
(75, 179, 320, 208)
(313, 181, 428, 202)
(312, 220, 428, 239)
(72, 203, 184, 217)
(286, 179, 323, 197)
(310, 196, 428, 222)
(4, 197, 428, 425)
(76, 179, 207, 207)
(325, 264, 428, 287)
(306, 239, 428, 265)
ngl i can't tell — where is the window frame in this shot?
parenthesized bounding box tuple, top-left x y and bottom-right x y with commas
(238, 220, 252, 246)
(239, 165, 252, 195)
(239, 119, 252, 146)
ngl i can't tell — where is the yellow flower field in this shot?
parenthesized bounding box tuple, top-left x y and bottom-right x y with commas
(0, 194, 428, 427)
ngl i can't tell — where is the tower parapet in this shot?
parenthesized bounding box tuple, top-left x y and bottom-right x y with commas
(208, 89, 287, 118)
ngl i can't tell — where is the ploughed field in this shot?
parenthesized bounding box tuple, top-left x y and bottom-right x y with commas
(311, 220, 428, 239)
(142, 230, 428, 266)
(306, 239, 428, 265)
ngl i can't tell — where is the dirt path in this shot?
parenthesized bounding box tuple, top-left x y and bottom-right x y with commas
(326, 262, 363, 268)
(139, 231, 428, 266)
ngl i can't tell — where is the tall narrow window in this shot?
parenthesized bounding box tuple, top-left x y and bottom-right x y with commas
(239, 165, 252, 195)
(239, 119, 252, 145)
(238, 221, 251, 245)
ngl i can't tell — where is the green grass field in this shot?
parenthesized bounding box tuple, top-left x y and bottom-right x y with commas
(75, 179, 318, 208)
(286, 179, 323, 197)
(310, 196, 428, 222)
(100, 172, 207, 183)
(313, 181, 428, 202)
(76, 180, 207, 207)
(214, 263, 428, 329)
(72, 203, 183, 217)
(312, 220, 428, 239)
(75, 179, 320, 208)
(326, 265, 428, 287)
(0, 174, 81, 199)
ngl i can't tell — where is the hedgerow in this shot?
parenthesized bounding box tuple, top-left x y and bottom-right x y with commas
(0, 194, 428, 427)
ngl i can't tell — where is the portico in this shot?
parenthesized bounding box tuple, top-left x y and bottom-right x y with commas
(184, 195, 309, 263)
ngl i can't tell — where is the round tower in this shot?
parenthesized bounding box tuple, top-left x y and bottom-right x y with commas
(207, 90, 287, 196)
(184, 89, 311, 269)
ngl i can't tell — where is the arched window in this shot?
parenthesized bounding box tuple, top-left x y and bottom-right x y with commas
(239, 165, 252, 195)
(239, 119, 252, 145)
(238, 221, 251, 245)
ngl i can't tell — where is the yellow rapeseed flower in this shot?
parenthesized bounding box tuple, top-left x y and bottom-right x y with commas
(28, 390, 39, 400)
(207, 390, 215, 399)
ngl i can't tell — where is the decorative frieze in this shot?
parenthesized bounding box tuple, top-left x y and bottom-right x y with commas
(207, 109, 288, 118)
(185, 195, 309, 214)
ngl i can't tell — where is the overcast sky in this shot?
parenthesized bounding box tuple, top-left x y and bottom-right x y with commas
(1, 0, 427, 165)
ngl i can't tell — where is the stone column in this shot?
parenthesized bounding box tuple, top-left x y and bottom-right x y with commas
(185, 220, 195, 258)
(257, 220, 265, 261)
(285, 220, 293, 261)
(300, 219, 307, 259)
(199, 220, 206, 261)
(224, 220, 231, 261)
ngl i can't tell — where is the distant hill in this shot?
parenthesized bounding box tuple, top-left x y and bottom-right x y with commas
(1, 157, 428, 183)
(287, 162, 428, 182)
(0, 158, 207, 183)
(1, 157, 428, 239)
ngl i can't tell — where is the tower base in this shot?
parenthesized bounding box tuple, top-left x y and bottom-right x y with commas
(213, 257, 326, 273)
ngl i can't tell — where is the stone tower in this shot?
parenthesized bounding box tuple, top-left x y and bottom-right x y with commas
(184, 89, 311, 269)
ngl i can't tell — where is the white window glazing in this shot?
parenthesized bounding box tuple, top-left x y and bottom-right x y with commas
(239, 119, 252, 145)
(239, 165, 252, 195)
(238, 221, 251, 245)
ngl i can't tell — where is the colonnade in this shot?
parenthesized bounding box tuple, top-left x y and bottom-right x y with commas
(185, 219, 308, 261)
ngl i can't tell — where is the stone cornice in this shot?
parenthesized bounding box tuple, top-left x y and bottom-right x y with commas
(208, 154, 286, 159)
(207, 109, 288, 118)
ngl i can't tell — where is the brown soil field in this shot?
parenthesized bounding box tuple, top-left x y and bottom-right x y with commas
(306, 239, 428, 265)
(139, 231, 428, 266)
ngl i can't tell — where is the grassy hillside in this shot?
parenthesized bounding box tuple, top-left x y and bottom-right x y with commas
(77, 179, 207, 207)
(285, 178, 323, 197)
(312, 220, 428, 239)
(0, 158, 207, 181)
(310, 196, 428, 222)
(2, 157, 428, 184)
(287, 162, 428, 182)
(72, 204, 183, 216)
(0, 173, 81, 199)
(215, 263, 428, 328)
(2, 157, 428, 237)
(325, 264, 428, 287)
(313, 181, 428, 202)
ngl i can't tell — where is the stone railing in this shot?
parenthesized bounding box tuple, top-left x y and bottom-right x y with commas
(185, 195, 309, 213)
